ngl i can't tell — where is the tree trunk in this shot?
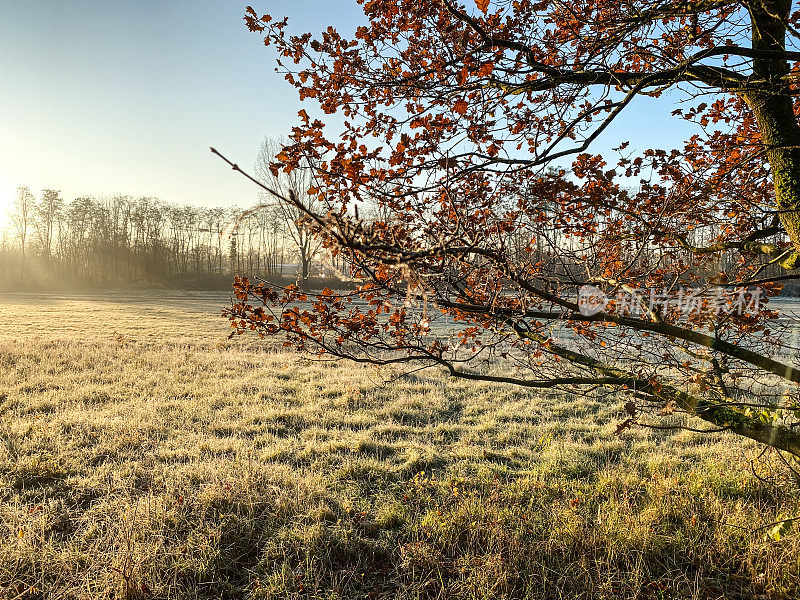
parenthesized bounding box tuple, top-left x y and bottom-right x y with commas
(747, 0, 800, 266)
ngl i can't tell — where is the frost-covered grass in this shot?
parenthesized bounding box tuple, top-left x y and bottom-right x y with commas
(0, 291, 798, 599)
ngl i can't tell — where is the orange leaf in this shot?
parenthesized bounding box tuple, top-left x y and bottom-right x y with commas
(453, 99, 468, 115)
(475, 0, 490, 13)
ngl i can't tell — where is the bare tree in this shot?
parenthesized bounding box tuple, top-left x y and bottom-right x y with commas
(34, 189, 64, 264)
(10, 187, 34, 273)
(254, 137, 322, 281)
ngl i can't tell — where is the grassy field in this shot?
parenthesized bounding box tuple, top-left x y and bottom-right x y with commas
(0, 291, 799, 599)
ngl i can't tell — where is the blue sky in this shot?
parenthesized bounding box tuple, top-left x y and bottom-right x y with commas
(0, 1, 690, 220)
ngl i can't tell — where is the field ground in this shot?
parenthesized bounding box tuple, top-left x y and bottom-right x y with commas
(0, 291, 799, 599)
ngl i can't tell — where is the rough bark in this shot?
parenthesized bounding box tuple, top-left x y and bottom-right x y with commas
(747, 0, 800, 266)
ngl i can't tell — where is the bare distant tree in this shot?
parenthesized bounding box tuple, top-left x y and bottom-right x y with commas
(254, 137, 322, 280)
(35, 189, 63, 263)
(10, 187, 34, 271)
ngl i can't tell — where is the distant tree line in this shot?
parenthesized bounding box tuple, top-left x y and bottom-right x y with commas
(1, 169, 785, 293)
(0, 186, 340, 290)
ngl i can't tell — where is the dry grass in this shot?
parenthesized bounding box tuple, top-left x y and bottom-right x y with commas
(0, 291, 799, 599)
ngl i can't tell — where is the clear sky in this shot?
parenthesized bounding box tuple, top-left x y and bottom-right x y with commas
(0, 1, 689, 223)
